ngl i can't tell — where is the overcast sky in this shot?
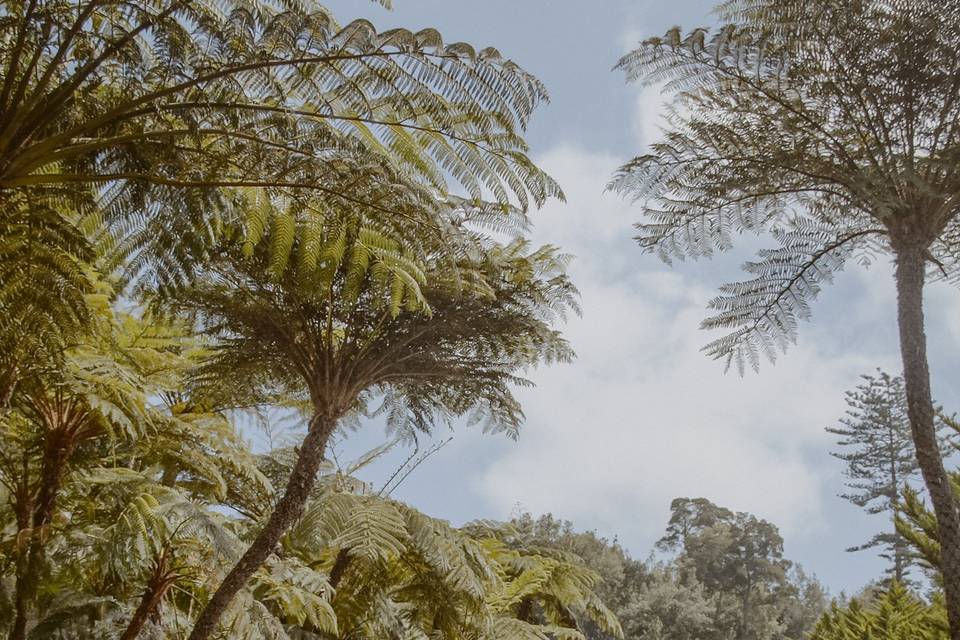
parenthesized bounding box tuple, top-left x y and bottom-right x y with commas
(313, 0, 960, 595)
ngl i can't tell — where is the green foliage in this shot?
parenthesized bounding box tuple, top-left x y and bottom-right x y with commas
(509, 513, 645, 628)
(828, 370, 954, 583)
(896, 416, 960, 574)
(810, 583, 949, 640)
(176, 200, 577, 437)
(0, 0, 559, 206)
(657, 498, 801, 640)
(167, 187, 579, 637)
(0, 0, 563, 412)
(1, 119, 578, 640)
(0, 189, 96, 390)
(0, 302, 254, 638)
(622, 564, 714, 640)
(0, 299, 606, 640)
(0, 0, 591, 637)
(509, 506, 827, 640)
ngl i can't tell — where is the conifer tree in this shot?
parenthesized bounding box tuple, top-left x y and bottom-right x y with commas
(897, 417, 960, 576)
(829, 370, 951, 583)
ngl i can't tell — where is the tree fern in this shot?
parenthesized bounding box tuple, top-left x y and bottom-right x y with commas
(810, 583, 948, 640)
(610, 2, 960, 632)
(0, 1, 563, 434)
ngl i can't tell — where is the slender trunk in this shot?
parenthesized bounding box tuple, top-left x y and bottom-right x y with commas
(10, 471, 30, 640)
(715, 592, 724, 634)
(557, 605, 578, 629)
(892, 511, 906, 584)
(120, 594, 163, 640)
(8, 597, 27, 640)
(159, 463, 178, 488)
(738, 574, 751, 640)
(517, 596, 534, 623)
(120, 551, 176, 640)
(890, 434, 904, 584)
(895, 245, 960, 638)
(8, 431, 73, 640)
(187, 413, 338, 640)
(0, 364, 18, 408)
(328, 548, 351, 589)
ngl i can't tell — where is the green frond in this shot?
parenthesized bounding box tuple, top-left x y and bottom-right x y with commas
(810, 583, 948, 640)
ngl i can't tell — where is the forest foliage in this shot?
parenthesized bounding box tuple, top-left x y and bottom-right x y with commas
(2, 0, 960, 638)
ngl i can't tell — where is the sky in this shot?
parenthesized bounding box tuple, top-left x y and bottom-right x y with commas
(308, 0, 960, 595)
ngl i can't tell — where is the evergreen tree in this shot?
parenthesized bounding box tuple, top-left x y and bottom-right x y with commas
(513, 502, 828, 640)
(657, 498, 823, 640)
(897, 417, 960, 577)
(828, 370, 951, 583)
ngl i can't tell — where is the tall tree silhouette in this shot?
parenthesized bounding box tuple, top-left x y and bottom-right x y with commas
(612, 0, 960, 632)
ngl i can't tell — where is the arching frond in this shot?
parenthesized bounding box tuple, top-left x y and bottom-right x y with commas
(611, 0, 960, 371)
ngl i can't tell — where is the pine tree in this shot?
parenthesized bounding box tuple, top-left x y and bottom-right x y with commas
(829, 370, 951, 583)
(897, 417, 960, 578)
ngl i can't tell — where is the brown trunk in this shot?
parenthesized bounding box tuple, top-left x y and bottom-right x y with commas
(9, 560, 28, 640)
(328, 548, 351, 589)
(0, 364, 18, 408)
(517, 596, 534, 623)
(895, 244, 960, 638)
(120, 594, 163, 640)
(159, 463, 178, 488)
(8, 429, 75, 640)
(32, 430, 72, 531)
(187, 413, 338, 640)
(8, 453, 32, 640)
(120, 551, 177, 640)
(738, 572, 751, 640)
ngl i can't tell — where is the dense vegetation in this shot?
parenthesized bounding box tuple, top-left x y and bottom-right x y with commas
(2, 0, 960, 638)
(513, 504, 828, 640)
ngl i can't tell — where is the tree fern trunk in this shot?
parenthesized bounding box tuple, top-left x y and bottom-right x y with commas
(328, 548, 351, 589)
(895, 245, 960, 638)
(8, 430, 73, 640)
(120, 592, 162, 640)
(187, 412, 338, 640)
(120, 550, 174, 640)
(8, 566, 28, 640)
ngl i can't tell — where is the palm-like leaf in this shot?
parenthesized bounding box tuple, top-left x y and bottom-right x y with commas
(610, 0, 960, 372)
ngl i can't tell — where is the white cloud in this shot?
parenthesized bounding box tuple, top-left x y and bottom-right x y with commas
(472, 146, 884, 548)
(619, 25, 647, 53)
(631, 83, 669, 151)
